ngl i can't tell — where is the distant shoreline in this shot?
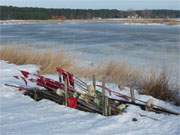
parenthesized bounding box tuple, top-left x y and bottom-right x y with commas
(0, 18, 180, 25)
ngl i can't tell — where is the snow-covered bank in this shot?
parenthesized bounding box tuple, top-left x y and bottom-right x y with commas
(0, 61, 180, 135)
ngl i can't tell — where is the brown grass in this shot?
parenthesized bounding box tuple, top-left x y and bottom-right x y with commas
(73, 61, 140, 88)
(140, 71, 180, 105)
(0, 46, 74, 73)
(74, 63, 180, 105)
(0, 46, 179, 105)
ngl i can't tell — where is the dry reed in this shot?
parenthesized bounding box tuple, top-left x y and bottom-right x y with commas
(0, 46, 179, 105)
(140, 71, 179, 105)
(73, 61, 140, 88)
(0, 46, 74, 73)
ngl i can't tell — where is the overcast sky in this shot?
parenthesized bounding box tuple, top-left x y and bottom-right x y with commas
(0, 0, 180, 10)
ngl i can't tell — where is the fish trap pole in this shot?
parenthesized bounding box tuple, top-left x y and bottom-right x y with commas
(102, 77, 111, 116)
(92, 74, 96, 91)
(64, 77, 68, 106)
(130, 88, 135, 103)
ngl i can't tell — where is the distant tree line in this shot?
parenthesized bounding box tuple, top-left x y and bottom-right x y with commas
(0, 6, 179, 20)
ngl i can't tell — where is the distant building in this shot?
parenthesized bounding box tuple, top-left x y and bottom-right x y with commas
(92, 17, 102, 20)
(128, 14, 142, 19)
(51, 16, 66, 20)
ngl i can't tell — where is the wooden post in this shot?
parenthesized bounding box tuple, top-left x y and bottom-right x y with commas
(105, 96, 109, 116)
(102, 79, 105, 116)
(64, 78, 68, 106)
(102, 78, 110, 116)
(130, 88, 135, 103)
(92, 74, 96, 91)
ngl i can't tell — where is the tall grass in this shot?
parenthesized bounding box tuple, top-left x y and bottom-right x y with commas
(0, 47, 74, 73)
(74, 61, 140, 87)
(0, 46, 179, 105)
(140, 71, 179, 105)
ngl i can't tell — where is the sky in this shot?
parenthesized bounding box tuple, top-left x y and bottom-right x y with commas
(0, 0, 180, 10)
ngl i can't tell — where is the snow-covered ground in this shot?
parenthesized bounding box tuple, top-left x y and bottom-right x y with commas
(0, 60, 180, 135)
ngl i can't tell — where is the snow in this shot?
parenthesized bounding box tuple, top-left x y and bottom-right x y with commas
(120, 22, 176, 26)
(0, 60, 180, 135)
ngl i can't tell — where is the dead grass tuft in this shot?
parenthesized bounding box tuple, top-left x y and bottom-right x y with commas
(0, 46, 74, 73)
(1, 46, 179, 105)
(73, 61, 140, 88)
(140, 71, 179, 105)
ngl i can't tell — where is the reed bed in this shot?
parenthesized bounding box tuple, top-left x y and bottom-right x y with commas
(0, 46, 74, 73)
(73, 61, 140, 87)
(140, 71, 180, 105)
(0, 46, 179, 105)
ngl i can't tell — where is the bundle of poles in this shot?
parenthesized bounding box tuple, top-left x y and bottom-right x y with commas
(4, 67, 180, 116)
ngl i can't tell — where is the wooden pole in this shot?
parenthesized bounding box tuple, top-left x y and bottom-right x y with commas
(102, 79, 105, 116)
(64, 78, 68, 106)
(105, 96, 109, 116)
(102, 77, 110, 116)
(92, 74, 96, 91)
(130, 88, 135, 103)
